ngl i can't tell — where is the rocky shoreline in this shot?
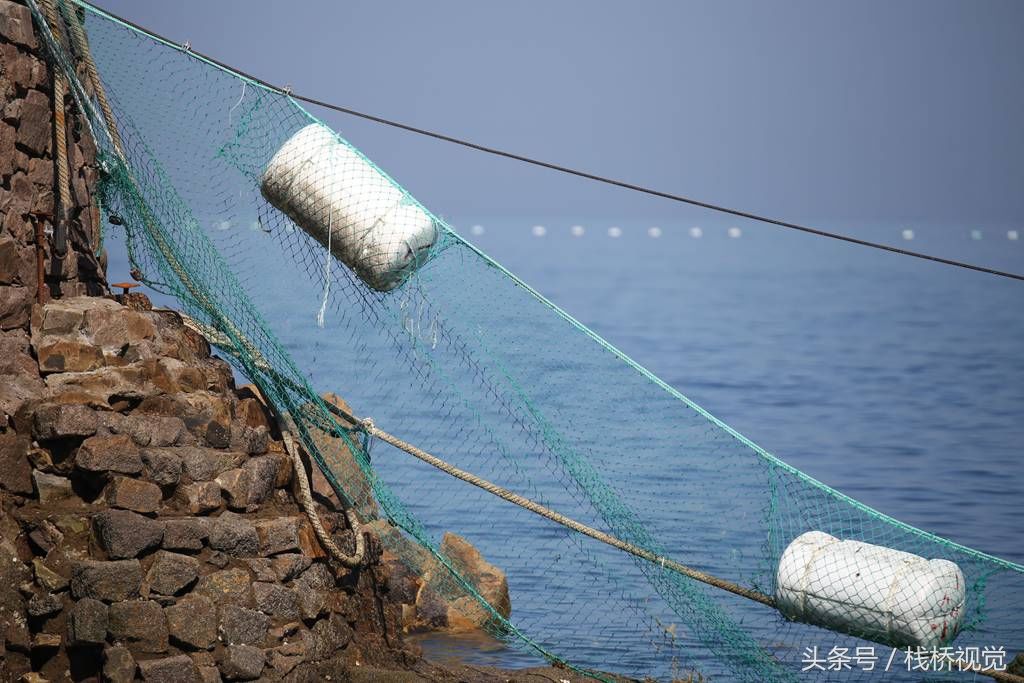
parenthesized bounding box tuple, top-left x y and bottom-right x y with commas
(0, 294, 413, 681)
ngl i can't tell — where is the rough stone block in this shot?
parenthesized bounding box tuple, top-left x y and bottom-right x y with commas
(165, 594, 217, 651)
(106, 476, 162, 514)
(180, 481, 223, 514)
(255, 517, 301, 556)
(214, 468, 250, 510)
(35, 338, 105, 374)
(229, 424, 268, 456)
(76, 434, 142, 474)
(82, 304, 157, 348)
(15, 89, 50, 156)
(32, 558, 68, 592)
(218, 644, 265, 681)
(197, 665, 221, 683)
(270, 553, 311, 583)
(127, 417, 186, 448)
(0, 235, 18, 284)
(241, 455, 278, 508)
(0, 370, 44, 420)
(218, 605, 268, 647)
(44, 364, 161, 410)
(142, 447, 183, 486)
(161, 517, 208, 552)
(241, 558, 276, 583)
(268, 648, 303, 679)
(146, 551, 199, 596)
(32, 469, 73, 503)
(304, 612, 352, 661)
(36, 301, 85, 335)
(251, 582, 300, 621)
(0, 431, 33, 494)
(179, 447, 245, 482)
(70, 560, 142, 602)
(92, 509, 163, 559)
(26, 591, 62, 617)
(138, 654, 199, 683)
(194, 568, 252, 606)
(208, 512, 258, 557)
(0, 0, 38, 49)
(297, 589, 328, 622)
(439, 531, 511, 620)
(0, 328, 35, 374)
(294, 562, 334, 591)
(30, 402, 98, 440)
(0, 119, 15, 177)
(32, 632, 62, 651)
(67, 597, 108, 645)
(103, 645, 137, 683)
(108, 599, 169, 653)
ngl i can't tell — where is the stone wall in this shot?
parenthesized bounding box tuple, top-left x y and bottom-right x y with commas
(1, 0, 107, 332)
(0, 296, 413, 682)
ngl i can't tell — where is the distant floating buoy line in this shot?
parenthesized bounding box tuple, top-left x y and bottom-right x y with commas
(460, 223, 1024, 254)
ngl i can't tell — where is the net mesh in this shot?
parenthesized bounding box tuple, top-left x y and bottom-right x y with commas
(30, 2, 1024, 680)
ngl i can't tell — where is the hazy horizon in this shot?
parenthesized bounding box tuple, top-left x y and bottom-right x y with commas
(93, 0, 1024, 229)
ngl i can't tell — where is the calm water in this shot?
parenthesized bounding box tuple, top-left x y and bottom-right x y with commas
(451, 219, 1024, 563)
(106, 218, 1023, 677)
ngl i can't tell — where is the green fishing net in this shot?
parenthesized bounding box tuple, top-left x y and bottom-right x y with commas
(28, 1, 1024, 680)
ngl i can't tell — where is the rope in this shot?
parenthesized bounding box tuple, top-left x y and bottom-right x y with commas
(42, 0, 71, 213)
(279, 418, 365, 568)
(354, 417, 777, 608)
(61, 0, 123, 155)
(68, 1, 1024, 283)
(41, 0, 72, 291)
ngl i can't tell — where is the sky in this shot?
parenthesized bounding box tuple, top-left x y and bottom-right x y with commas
(91, 0, 1024, 229)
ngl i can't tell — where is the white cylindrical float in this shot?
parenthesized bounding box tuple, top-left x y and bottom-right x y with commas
(776, 531, 965, 648)
(260, 123, 437, 292)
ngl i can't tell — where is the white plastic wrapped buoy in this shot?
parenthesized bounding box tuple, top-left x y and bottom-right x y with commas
(776, 531, 965, 647)
(260, 123, 437, 292)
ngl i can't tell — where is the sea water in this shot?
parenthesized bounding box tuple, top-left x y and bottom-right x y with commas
(105, 218, 1023, 678)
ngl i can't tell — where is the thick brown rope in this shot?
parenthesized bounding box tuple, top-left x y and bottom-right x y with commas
(41, 0, 72, 296)
(59, 0, 123, 155)
(356, 417, 776, 608)
(42, 0, 71, 214)
(279, 420, 365, 568)
(43, 1, 71, 219)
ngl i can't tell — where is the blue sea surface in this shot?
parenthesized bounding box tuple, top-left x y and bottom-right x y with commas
(455, 219, 1024, 567)
(106, 218, 1023, 677)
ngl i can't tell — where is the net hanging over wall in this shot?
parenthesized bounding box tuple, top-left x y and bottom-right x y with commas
(29, 1, 1024, 680)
